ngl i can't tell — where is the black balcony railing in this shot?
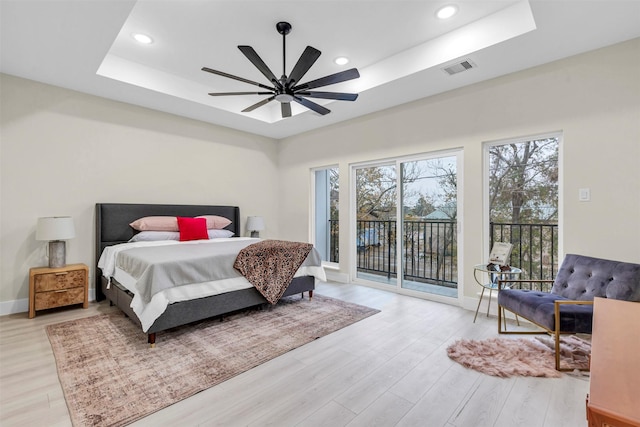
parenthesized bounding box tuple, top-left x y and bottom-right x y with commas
(328, 219, 558, 286)
(329, 219, 339, 263)
(330, 219, 458, 288)
(490, 222, 559, 281)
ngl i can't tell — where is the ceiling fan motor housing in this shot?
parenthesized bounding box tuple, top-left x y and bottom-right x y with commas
(276, 21, 292, 35)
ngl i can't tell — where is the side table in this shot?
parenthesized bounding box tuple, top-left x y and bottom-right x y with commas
(29, 263, 89, 318)
(473, 264, 522, 323)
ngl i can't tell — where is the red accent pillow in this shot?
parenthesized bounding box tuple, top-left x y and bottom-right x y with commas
(177, 217, 209, 241)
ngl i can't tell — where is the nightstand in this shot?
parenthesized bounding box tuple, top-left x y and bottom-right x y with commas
(29, 263, 89, 318)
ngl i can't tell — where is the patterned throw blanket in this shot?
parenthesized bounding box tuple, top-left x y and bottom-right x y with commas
(233, 240, 313, 304)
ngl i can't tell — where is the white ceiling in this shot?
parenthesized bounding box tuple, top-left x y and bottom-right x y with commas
(2, 0, 639, 139)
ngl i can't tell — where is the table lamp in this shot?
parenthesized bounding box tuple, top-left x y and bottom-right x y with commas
(246, 216, 265, 238)
(36, 216, 75, 268)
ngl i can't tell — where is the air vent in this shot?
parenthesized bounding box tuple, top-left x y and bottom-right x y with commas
(442, 60, 475, 75)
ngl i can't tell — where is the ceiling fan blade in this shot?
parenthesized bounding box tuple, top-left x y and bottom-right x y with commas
(293, 96, 330, 115)
(281, 102, 292, 118)
(202, 67, 274, 90)
(296, 91, 358, 101)
(293, 68, 360, 91)
(286, 46, 321, 87)
(208, 91, 274, 96)
(241, 95, 275, 113)
(238, 46, 281, 88)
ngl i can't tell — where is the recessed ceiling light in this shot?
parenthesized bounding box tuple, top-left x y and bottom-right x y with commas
(436, 5, 458, 20)
(334, 57, 349, 65)
(132, 33, 153, 44)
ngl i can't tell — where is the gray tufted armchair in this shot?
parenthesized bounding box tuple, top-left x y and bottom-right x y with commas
(497, 254, 640, 370)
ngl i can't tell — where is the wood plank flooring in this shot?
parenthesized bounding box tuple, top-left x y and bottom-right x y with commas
(0, 281, 589, 426)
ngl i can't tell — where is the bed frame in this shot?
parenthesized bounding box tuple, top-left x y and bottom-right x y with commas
(95, 203, 315, 346)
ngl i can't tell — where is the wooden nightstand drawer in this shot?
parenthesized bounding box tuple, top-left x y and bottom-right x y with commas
(34, 269, 85, 292)
(35, 287, 85, 310)
(29, 263, 89, 318)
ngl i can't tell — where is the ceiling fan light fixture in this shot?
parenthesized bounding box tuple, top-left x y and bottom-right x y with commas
(334, 57, 349, 65)
(275, 93, 294, 103)
(436, 5, 458, 20)
(132, 33, 153, 44)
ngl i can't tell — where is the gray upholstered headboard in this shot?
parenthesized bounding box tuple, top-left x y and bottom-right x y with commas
(95, 203, 240, 300)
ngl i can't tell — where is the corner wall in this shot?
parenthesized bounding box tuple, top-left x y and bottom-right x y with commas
(0, 74, 279, 311)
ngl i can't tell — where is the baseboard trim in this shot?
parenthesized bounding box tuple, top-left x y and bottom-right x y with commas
(0, 298, 29, 316)
(324, 270, 349, 283)
(463, 294, 534, 325)
(0, 288, 97, 316)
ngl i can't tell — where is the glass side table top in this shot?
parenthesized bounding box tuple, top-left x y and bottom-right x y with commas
(473, 264, 522, 290)
(472, 263, 523, 323)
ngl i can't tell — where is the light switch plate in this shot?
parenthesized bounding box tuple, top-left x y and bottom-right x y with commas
(579, 188, 590, 201)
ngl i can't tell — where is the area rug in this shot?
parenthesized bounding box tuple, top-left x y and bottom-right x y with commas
(446, 335, 590, 378)
(46, 295, 379, 427)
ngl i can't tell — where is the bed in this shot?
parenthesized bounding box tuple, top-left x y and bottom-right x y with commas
(95, 203, 323, 346)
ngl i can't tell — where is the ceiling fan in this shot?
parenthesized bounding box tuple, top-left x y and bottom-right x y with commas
(202, 21, 360, 119)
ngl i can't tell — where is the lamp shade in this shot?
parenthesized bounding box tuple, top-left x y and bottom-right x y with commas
(246, 216, 265, 232)
(36, 217, 75, 241)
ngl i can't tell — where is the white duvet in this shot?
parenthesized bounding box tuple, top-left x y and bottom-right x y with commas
(97, 238, 326, 332)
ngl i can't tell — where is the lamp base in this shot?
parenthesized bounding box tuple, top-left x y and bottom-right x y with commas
(250, 231, 260, 238)
(48, 240, 66, 268)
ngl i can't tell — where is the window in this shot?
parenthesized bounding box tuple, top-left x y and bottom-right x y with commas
(485, 134, 560, 279)
(313, 167, 339, 264)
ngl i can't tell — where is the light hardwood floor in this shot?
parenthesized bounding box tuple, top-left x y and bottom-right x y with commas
(0, 281, 589, 427)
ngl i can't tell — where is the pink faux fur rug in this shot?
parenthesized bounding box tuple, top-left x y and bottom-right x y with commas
(446, 335, 590, 378)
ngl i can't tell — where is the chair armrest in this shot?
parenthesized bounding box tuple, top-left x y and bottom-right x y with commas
(553, 300, 594, 333)
(497, 279, 554, 291)
(554, 300, 594, 306)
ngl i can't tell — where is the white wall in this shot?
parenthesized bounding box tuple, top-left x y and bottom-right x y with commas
(0, 74, 279, 310)
(2, 39, 639, 314)
(277, 38, 640, 304)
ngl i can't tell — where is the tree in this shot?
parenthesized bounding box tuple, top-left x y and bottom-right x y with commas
(409, 194, 437, 217)
(355, 166, 397, 219)
(489, 138, 558, 224)
(356, 160, 457, 220)
(432, 159, 458, 219)
(329, 167, 339, 220)
(488, 138, 559, 279)
(425, 139, 558, 224)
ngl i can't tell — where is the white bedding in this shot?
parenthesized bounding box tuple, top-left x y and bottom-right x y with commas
(98, 238, 326, 332)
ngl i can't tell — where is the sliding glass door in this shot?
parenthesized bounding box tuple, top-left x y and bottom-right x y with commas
(400, 156, 458, 297)
(354, 163, 397, 285)
(353, 151, 461, 299)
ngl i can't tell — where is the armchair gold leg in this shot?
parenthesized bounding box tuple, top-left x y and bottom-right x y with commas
(554, 304, 561, 370)
(502, 308, 508, 331)
(498, 306, 519, 331)
(555, 332, 561, 370)
(498, 304, 508, 333)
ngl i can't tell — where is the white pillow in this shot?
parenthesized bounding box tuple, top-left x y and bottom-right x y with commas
(208, 229, 234, 239)
(129, 229, 234, 242)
